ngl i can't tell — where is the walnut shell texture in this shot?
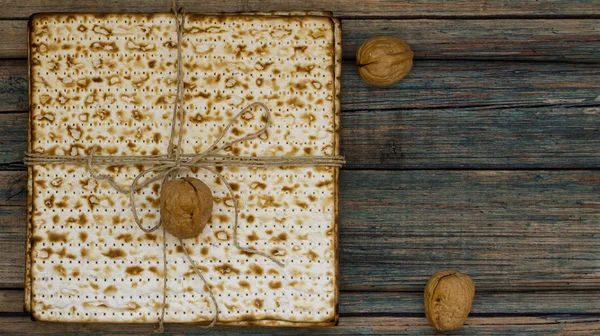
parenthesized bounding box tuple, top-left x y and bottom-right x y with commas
(160, 177, 214, 239)
(356, 36, 413, 87)
(424, 270, 475, 332)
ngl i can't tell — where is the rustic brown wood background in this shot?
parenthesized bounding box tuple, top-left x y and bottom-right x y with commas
(1, 0, 599, 334)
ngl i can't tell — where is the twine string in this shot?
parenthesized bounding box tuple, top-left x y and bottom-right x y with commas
(24, 0, 345, 332)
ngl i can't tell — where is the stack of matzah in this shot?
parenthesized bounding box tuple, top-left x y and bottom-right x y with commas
(25, 11, 340, 326)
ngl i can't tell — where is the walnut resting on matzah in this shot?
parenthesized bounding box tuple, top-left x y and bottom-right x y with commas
(161, 178, 213, 239)
(25, 11, 341, 326)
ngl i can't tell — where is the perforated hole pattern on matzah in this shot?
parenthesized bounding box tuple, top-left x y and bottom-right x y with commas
(27, 12, 340, 325)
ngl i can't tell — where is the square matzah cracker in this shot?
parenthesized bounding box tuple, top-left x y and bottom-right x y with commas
(26, 11, 341, 326)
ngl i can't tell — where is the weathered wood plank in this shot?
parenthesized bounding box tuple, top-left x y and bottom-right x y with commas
(0, 290, 24, 313)
(0, 60, 28, 113)
(0, 21, 24, 59)
(343, 19, 600, 62)
(1, 171, 599, 290)
(0, 115, 27, 170)
(0, 171, 27, 206)
(0, 207, 26, 288)
(2, 60, 599, 169)
(2, 0, 599, 19)
(341, 105, 600, 169)
(341, 291, 600, 315)
(3, 289, 600, 315)
(1, 315, 599, 334)
(339, 170, 600, 291)
(4, 19, 600, 61)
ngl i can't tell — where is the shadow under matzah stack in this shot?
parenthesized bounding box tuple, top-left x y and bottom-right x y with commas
(25, 11, 341, 326)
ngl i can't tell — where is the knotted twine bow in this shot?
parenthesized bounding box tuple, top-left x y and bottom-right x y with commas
(25, 1, 344, 332)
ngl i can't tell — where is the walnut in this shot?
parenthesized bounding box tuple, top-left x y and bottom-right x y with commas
(160, 177, 213, 239)
(424, 270, 475, 332)
(356, 36, 413, 87)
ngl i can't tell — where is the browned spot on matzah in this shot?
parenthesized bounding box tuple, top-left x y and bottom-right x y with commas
(40, 247, 53, 257)
(258, 195, 278, 207)
(316, 180, 332, 187)
(103, 285, 118, 295)
(116, 233, 132, 242)
(214, 263, 240, 275)
(247, 231, 259, 242)
(307, 250, 320, 261)
(125, 266, 144, 276)
(295, 200, 309, 209)
(214, 230, 230, 241)
(48, 232, 68, 242)
(200, 247, 209, 256)
(269, 281, 282, 289)
(282, 185, 296, 192)
(216, 214, 229, 223)
(148, 266, 164, 277)
(271, 248, 286, 256)
(145, 196, 160, 207)
(248, 263, 264, 276)
(56, 247, 67, 257)
(239, 280, 250, 289)
(90, 41, 119, 52)
(53, 264, 67, 277)
(44, 194, 55, 207)
(254, 299, 264, 309)
(102, 248, 126, 259)
(267, 268, 280, 276)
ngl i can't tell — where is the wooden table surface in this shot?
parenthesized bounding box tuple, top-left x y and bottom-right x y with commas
(1, 0, 599, 334)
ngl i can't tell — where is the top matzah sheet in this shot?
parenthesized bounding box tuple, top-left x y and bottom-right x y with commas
(26, 11, 341, 326)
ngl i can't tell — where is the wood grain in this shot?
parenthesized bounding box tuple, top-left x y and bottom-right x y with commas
(2, 60, 599, 169)
(341, 291, 600, 315)
(0, 315, 599, 334)
(0, 206, 26, 288)
(1, 0, 599, 19)
(0, 61, 27, 113)
(3, 289, 600, 314)
(4, 60, 599, 113)
(0, 21, 24, 59)
(3, 2, 600, 331)
(343, 19, 600, 62)
(1, 170, 599, 290)
(3, 19, 599, 61)
(3, 105, 600, 170)
(0, 290, 23, 313)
